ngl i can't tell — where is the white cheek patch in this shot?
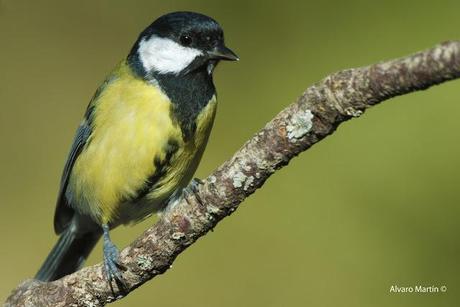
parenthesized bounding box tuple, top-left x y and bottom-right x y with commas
(138, 35, 203, 75)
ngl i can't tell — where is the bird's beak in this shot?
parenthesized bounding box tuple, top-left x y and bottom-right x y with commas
(207, 44, 239, 61)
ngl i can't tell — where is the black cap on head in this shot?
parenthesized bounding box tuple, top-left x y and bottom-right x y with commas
(150, 11, 222, 40)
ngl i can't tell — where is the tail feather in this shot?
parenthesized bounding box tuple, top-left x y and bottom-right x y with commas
(35, 227, 101, 281)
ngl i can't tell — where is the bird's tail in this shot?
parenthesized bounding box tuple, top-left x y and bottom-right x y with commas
(35, 227, 101, 281)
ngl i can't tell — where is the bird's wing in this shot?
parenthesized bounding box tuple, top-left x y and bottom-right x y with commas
(53, 107, 94, 234)
(52, 71, 116, 234)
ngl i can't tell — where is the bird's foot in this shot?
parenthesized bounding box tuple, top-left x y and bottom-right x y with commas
(183, 178, 204, 206)
(190, 177, 204, 191)
(102, 224, 127, 294)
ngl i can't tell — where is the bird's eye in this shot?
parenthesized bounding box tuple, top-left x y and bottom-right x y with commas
(180, 35, 192, 46)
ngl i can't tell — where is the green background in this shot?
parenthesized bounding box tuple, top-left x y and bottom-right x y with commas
(1, 1, 459, 306)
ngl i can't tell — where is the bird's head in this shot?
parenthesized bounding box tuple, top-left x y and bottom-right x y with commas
(129, 11, 238, 78)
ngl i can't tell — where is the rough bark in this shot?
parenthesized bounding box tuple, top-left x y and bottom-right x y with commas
(6, 41, 460, 307)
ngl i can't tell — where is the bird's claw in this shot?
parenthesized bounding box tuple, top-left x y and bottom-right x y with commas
(183, 178, 204, 205)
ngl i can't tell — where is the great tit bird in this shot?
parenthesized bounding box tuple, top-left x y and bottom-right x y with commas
(35, 11, 238, 284)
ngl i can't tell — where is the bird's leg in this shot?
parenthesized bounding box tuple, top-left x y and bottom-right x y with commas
(183, 178, 204, 206)
(102, 224, 126, 292)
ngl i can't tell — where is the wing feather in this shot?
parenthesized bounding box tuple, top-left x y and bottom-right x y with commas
(53, 109, 93, 234)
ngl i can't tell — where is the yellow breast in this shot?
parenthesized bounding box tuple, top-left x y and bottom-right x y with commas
(68, 62, 217, 225)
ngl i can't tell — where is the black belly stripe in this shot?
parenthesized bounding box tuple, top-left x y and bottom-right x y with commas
(155, 68, 215, 141)
(127, 53, 216, 141)
(132, 139, 179, 201)
(126, 53, 216, 201)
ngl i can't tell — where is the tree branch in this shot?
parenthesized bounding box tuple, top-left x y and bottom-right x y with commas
(6, 41, 460, 307)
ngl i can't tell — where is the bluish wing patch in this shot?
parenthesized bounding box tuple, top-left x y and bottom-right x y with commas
(52, 72, 116, 234)
(53, 109, 93, 234)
